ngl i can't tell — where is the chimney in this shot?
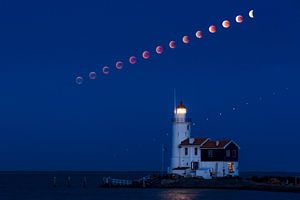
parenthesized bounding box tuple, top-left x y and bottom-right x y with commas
(189, 138, 195, 144)
(216, 140, 220, 147)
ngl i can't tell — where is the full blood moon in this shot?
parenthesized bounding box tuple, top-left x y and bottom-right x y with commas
(142, 51, 150, 59)
(235, 15, 244, 23)
(129, 56, 137, 64)
(169, 40, 176, 49)
(102, 66, 109, 75)
(195, 31, 202, 39)
(182, 36, 189, 44)
(156, 46, 163, 54)
(209, 25, 216, 33)
(222, 20, 230, 28)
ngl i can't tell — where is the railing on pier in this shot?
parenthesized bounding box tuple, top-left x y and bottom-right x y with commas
(102, 177, 133, 187)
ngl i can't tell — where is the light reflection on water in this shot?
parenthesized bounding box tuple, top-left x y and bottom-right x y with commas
(159, 189, 202, 200)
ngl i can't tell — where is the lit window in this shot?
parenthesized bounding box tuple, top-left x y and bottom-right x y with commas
(208, 150, 213, 158)
(227, 162, 235, 173)
(226, 150, 230, 157)
(194, 148, 198, 155)
(185, 148, 188, 155)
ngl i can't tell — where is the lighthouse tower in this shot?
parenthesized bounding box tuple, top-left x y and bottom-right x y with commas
(171, 102, 192, 170)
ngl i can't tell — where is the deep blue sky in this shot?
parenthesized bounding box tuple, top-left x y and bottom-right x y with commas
(0, 0, 299, 171)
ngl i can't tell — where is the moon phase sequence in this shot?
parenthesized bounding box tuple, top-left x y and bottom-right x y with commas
(75, 10, 254, 84)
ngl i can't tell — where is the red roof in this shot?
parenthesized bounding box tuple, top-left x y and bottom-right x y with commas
(201, 140, 231, 149)
(180, 137, 209, 146)
(177, 101, 186, 109)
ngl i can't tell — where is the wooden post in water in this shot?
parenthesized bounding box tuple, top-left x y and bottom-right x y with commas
(66, 176, 71, 188)
(82, 176, 87, 188)
(53, 176, 57, 188)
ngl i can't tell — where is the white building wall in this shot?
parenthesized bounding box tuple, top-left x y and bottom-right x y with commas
(178, 145, 201, 168)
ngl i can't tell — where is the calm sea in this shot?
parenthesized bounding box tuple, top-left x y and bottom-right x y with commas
(0, 171, 299, 200)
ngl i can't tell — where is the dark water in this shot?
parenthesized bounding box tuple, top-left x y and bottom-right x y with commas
(0, 172, 300, 200)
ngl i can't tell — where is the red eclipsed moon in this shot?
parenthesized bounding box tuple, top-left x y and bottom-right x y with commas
(115, 61, 123, 70)
(222, 20, 230, 28)
(142, 51, 150, 59)
(169, 40, 176, 49)
(156, 46, 163, 54)
(102, 66, 109, 75)
(235, 15, 244, 23)
(209, 25, 216, 33)
(129, 56, 137, 64)
(182, 36, 189, 44)
(195, 31, 202, 39)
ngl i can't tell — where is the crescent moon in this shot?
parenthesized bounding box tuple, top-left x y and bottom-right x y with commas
(102, 66, 110, 75)
(249, 10, 254, 18)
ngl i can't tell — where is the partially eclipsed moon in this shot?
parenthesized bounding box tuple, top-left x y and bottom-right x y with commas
(222, 20, 230, 28)
(115, 61, 123, 70)
(89, 71, 97, 79)
(169, 40, 176, 49)
(209, 25, 216, 33)
(75, 76, 83, 85)
(102, 66, 110, 75)
(156, 46, 163, 54)
(182, 36, 189, 44)
(129, 56, 137, 64)
(195, 31, 202, 39)
(236, 15, 244, 23)
(142, 51, 150, 59)
(249, 10, 254, 18)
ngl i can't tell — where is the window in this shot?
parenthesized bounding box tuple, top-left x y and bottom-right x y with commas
(185, 148, 188, 155)
(226, 150, 231, 157)
(208, 150, 213, 158)
(227, 162, 235, 173)
(194, 148, 198, 155)
(232, 150, 237, 158)
(187, 125, 190, 130)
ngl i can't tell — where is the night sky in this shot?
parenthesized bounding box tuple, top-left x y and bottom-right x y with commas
(0, 0, 299, 171)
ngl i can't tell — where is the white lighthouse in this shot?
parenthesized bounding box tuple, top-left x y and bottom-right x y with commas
(169, 101, 240, 178)
(171, 102, 192, 170)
